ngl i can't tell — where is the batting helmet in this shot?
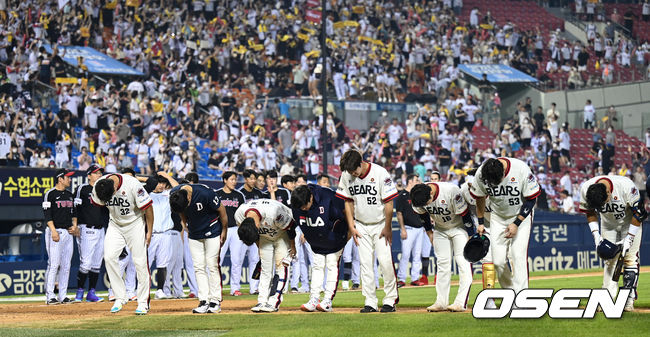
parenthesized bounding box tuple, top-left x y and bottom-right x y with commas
(463, 234, 490, 263)
(597, 239, 621, 260)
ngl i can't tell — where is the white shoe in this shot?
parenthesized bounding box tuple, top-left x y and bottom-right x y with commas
(207, 302, 221, 313)
(448, 303, 466, 312)
(301, 297, 320, 312)
(135, 304, 148, 315)
(317, 299, 333, 312)
(110, 300, 126, 313)
(624, 298, 634, 312)
(128, 293, 137, 301)
(258, 303, 278, 312)
(193, 301, 210, 314)
(341, 281, 350, 291)
(485, 298, 497, 309)
(155, 289, 168, 300)
(251, 303, 264, 312)
(427, 302, 447, 312)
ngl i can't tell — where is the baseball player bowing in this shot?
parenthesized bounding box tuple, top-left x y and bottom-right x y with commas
(148, 174, 176, 300)
(74, 164, 108, 303)
(92, 173, 153, 315)
(291, 184, 349, 312)
(410, 182, 475, 312)
(395, 174, 425, 288)
(336, 149, 399, 313)
(470, 157, 541, 294)
(169, 182, 228, 314)
(580, 175, 644, 311)
(235, 199, 296, 313)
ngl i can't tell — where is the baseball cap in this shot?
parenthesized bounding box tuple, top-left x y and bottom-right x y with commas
(54, 169, 74, 179)
(86, 164, 104, 175)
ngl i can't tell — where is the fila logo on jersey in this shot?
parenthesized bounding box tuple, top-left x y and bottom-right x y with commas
(348, 185, 378, 196)
(473, 288, 630, 319)
(485, 185, 520, 197)
(300, 216, 325, 227)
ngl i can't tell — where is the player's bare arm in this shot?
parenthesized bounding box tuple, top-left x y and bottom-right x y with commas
(47, 221, 59, 242)
(397, 211, 407, 240)
(69, 217, 79, 237)
(158, 171, 179, 187)
(218, 204, 228, 246)
(505, 197, 537, 239)
(344, 200, 361, 245)
(475, 196, 486, 235)
(380, 200, 394, 245)
(144, 206, 154, 246)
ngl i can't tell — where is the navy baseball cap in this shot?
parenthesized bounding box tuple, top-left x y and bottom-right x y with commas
(86, 164, 104, 175)
(54, 169, 75, 179)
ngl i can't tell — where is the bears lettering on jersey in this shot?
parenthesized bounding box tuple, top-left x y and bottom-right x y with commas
(424, 206, 452, 216)
(106, 196, 131, 208)
(258, 227, 278, 236)
(599, 202, 626, 213)
(485, 185, 520, 197)
(348, 184, 378, 196)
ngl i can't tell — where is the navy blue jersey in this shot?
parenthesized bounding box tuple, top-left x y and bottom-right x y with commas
(171, 184, 224, 240)
(216, 188, 246, 228)
(239, 186, 265, 201)
(292, 184, 348, 255)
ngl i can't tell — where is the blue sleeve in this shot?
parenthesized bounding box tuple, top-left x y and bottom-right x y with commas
(209, 188, 221, 211)
(329, 191, 346, 224)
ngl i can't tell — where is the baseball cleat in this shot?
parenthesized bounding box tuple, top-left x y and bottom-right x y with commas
(427, 303, 447, 312)
(86, 289, 104, 302)
(352, 284, 360, 290)
(448, 303, 466, 312)
(251, 303, 264, 312)
(341, 280, 350, 291)
(111, 301, 125, 313)
(129, 295, 138, 302)
(410, 281, 421, 286)
(47, 298, 59, 305)
(415, 275, 429, 286)
(155, 289, 168, 300)
(250, 291, 259, 295)
(108, 291, 116, 302)
(135, 305, 149, 315)
(624, 298, 634, 312)
(193, 301, 209, 314)
(291, 287, 299, 294)
(316, 299, 333, 312)
(188, 293, 197, 299)
(207, 302, 221, 313)
(74, 289, 84, 302)
(380, 305, 396, 313)
(301, 297, 320, 312)
(257, 303, 278, 313)
(397, 281, 406, 288)
(232, 290, 243, 296)
(360, 306, 378, 313)
(60, 298, 72, 304)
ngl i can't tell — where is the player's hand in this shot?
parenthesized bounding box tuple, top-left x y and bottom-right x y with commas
(289, 245, 297, 259)
(379, 226, 392, 245)
(68, 225, 79, 237)
(477, 224, 485, 235)
(592, 232, 603, 247)
(349, 227, 362, 246)
(51, 230, 60, 242)
(400, 229, 407, 240)
(145, 232, 152, 247)
(504, 223, 518, 238)
(300, 234, 306, 244)
(220, 231, 227, 246)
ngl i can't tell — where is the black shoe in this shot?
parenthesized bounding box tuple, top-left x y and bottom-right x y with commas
(352, 284, 360, 290)
(380, 304, 396, 313)
(47, 298, 59, 305)
(360, 306, 377, 313)
(397, 281, 406, 288)
(60, 297, 72, 304)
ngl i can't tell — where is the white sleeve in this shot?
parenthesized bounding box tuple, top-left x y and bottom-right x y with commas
(379, 170, 398, 203)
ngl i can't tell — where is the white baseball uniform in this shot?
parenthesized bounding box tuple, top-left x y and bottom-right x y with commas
(336, 162, 399, 309)
(91, 174, 153, 308)
(413, 182, 473, 309)
(149, 191, 174, 271)
(578, 175, 643, 297)
(235, 199, 294, 309)
(163, 229, 184, 298)
(470, 157, 541, 293)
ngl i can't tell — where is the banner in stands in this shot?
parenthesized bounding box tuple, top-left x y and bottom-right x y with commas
(0, 168, 87, 205)
(458, 64, 539, 83)
(43, 45, 144, 76)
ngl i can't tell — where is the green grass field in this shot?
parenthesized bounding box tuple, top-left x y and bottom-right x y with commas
(2, 269, 649, 337)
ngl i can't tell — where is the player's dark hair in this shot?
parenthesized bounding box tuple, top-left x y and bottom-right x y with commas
(185, 172, 199, 183)
(121, 168, 136, 176)
(481, 158, 504, 186)
(296, 174, 307, 182)
(222, 171, 237, 181)
(316, 174, 329, 182)
(586, 183, 608, 210)
(410, 184, 432, 208)
(266, 170, 278, 178)
(95, 179, 115, 202)
(406, 174, 419, 184)
(238, 218, 260, 246)
(281, 175, 295, 186)
(169, 189, 190, 213)
(340, 149, 363, 173)
(257, 171, 267, 179)
(243, 169, 257, 179)
(291, 185, 313, 209)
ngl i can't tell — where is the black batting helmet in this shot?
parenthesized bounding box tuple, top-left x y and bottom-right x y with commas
(597, 239, 621, 260)
(463, 234, 490, 263)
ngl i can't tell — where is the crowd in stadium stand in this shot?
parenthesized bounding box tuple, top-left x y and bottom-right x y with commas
(0, 0, 649, 213)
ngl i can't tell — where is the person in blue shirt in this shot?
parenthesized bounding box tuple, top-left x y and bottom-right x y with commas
(290, 184, 349, 312)
(169, 183, 228, 314)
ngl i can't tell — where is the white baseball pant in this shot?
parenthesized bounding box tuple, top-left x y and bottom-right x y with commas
(108, 250, 136, 299)
(148, 231, 172, 269)
(291, 228, 313, 292)
(433, 227, 473, 308)
(104, 222, 150, 308)
(242, 241, 260, 294)
(356, 222, 399, 309)
(45, 228, 73, 302)
(342, 239, 360, 284)
(163, 230, 184, 298)
(310, 249, 343, 301)
(76, 225, 105, 273)
(183, 231, 199, 295)
(189, 236, 223, 304)
(397, 226, 424, 282)
(219, 226, 244, 294)
(258, 232, 290, 308)
(601, 224, 642, 297)
(490, 212, 533, 293)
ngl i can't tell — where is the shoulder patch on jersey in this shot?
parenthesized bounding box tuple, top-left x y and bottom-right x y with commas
(527, 174, 536, 182)
(276, 214, 284, 223)
(455, 194, 462, 202)
(632, 187, 638, 195)
(384, 178, 392, 186)
(137, 188, 145, 197)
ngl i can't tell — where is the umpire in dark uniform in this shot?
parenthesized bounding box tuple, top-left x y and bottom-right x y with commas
(395, 174, 425, 288)
(43, 168, 78, 305)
